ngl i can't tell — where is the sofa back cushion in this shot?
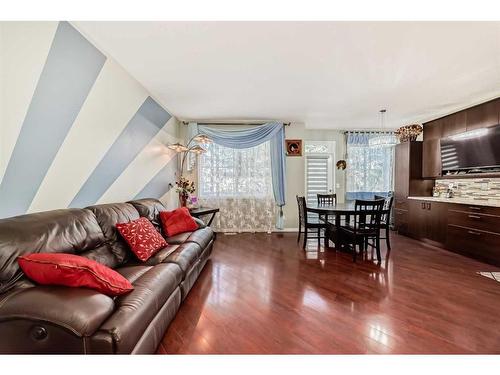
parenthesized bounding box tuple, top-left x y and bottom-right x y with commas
(128, 198, 166, 234)
(0, 208, 109, 293)
(86, 203, 140, 266)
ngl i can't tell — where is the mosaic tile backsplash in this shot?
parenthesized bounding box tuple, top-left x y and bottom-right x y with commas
(435, 178, 500, 202)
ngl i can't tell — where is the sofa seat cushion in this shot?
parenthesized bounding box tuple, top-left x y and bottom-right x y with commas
(165, 231, 192, 245)
(184, 227, 214, 249)
(0, 285, 114, 337)
(115, 265, 152, 284)
(94, 263, 182, 353)
(163, 242, 201, 274)
(165, 227, 214, 248)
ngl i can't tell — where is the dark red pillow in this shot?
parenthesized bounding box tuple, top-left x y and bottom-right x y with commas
(116, 217, 167, 261)
(159, 207, 198, 237)
(18, 253, 133, 296)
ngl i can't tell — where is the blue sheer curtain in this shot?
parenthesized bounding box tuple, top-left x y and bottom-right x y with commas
(195, 121, 286, 229)
(346, 131, 396, 201)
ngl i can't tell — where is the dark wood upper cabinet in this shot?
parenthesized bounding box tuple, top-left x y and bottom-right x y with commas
(466, 98, 500, 131)
(442, 111, 466, 137)
(422, 119, 442, 140)
(395, 142, 433, 198)
(422, 120, 442, 178)
(422, 140, 441, 178)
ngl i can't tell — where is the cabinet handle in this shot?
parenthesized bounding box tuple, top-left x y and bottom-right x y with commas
(468, 215, 481, 220)
(469, 206, 482, 211)
(421, 203, 425, 209)
(468, 230, 481, 236)
(426, 203, 431, 210)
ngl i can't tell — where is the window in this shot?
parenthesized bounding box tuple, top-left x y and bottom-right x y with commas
(304, 141, 335, 206)
(346, 132, 396, 201)
(198, 141, 273, 199)
(197, 141, 276, 233)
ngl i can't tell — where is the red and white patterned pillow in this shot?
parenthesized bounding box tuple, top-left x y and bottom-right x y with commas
(116, 217, 167, 261)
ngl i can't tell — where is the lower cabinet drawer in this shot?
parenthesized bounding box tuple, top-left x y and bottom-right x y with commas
(448, 210, 500, 234)
(447, 224, 500, 265)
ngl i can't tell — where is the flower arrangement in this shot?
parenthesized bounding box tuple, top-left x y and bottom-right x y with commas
(395, 124, 423, 142)
(176, 177, 195, 207)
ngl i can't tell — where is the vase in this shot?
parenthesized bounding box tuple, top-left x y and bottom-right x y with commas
(179, 193, 188, 207)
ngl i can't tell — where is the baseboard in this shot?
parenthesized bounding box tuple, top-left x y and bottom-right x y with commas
(272, 227, 299, 233)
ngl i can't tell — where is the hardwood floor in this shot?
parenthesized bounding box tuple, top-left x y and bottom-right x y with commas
(158, 232, 500, 354)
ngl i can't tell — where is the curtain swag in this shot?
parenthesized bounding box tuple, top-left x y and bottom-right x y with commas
(191, 121, 287, 229)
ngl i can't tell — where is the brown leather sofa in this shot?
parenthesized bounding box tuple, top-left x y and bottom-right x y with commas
(0, 198, 214, 354)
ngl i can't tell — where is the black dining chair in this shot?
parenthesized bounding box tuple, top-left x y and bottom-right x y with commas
(339, 198, 385, 262)
(316, 193, 336, 224)
(296, 195, 327, 249)
(374, 194, 394, 250)
(317, 193, 336, 206)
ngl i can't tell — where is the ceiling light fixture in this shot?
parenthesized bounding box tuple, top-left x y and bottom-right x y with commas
(369, 109, 397, 147)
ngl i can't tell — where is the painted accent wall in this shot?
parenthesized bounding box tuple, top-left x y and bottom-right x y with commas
(0, 21, 180, 219)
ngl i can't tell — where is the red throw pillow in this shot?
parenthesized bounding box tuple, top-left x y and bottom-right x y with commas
(18, 253, 133, 296)
(159, 207, 198, 237)
(116, 217, 167, 261)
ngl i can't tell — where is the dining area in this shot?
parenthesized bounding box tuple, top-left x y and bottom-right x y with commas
(296, 193, 393, 262)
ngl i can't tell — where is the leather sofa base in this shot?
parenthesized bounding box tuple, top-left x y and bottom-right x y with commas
(131, 287, 182, 354)
(180, 240, 213, 300)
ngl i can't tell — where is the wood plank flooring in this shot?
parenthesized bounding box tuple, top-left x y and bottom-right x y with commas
(158, 232, 500, 354)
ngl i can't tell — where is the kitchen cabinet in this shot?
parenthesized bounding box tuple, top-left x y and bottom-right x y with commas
(404, 199, 500, 265)
(408, 199, 447, 245)
(441, 111, 466, 137)
(422, 120, 442, 178)
(393, 142, 433, 235)
(466, 98, 500, 131)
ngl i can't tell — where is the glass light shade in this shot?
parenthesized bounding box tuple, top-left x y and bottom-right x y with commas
(395, 124, 423, 142)
(368, 135, 397, 148)
(189, 145, 207, 154)
(167, 143, 189, 152)
(193, 134, 212, 144)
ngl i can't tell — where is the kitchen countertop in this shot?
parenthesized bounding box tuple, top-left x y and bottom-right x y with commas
(407, 196, 500, 208)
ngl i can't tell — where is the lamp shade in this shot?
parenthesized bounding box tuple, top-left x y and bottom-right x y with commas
(193, 134, 212, 144)
(189, 145, 207, 154)
(167, 143, 189, 152)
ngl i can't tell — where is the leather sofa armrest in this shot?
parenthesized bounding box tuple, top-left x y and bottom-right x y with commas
(193, 217, 206, 228)
(0, 285, 114, 337)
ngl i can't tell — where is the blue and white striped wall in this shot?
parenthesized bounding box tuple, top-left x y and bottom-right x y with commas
(0, 21, 180, 219)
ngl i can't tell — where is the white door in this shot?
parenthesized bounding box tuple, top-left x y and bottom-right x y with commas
(304, 141, 335, 206)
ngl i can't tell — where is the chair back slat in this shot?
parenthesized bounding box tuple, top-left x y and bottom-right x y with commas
(354, 198, 385, 234)
(374, 194, 394, 223)
(317, 193, 336, 206)
(296, 195, 307, 225)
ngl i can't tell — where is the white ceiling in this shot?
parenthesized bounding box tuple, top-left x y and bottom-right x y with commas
(74, 21, 500, 130)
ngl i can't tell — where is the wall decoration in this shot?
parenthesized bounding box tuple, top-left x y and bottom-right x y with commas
(336, 159, 347, 170)
(285, 139, 302, 156)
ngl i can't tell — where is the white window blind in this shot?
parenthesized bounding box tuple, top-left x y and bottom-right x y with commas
(306, 155, 330, 206)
